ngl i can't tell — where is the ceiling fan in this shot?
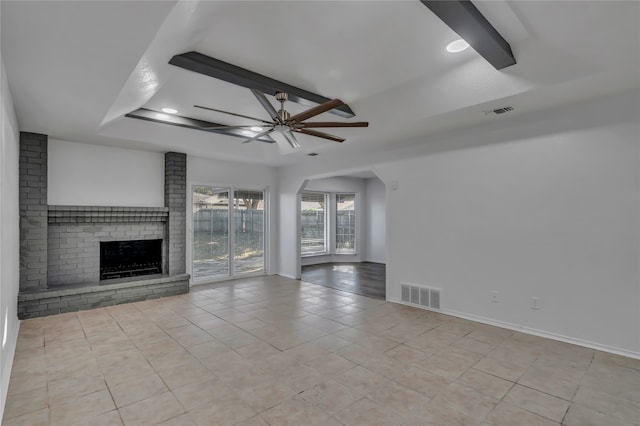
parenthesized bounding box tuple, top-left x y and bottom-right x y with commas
(194, 89, 368, 149)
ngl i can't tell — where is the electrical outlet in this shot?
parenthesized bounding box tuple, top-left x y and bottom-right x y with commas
(491, 291, 499, 303)
(530, 296, 541, 310)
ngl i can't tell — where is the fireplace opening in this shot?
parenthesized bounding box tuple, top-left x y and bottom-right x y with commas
(100, 239, 162, 280)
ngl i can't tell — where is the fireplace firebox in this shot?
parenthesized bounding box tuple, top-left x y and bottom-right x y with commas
(100, 239, 162, 280)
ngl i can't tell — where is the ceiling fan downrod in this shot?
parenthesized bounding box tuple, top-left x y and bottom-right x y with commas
(275, 92, 290, 123)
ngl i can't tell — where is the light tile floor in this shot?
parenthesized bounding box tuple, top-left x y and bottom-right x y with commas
(3, 275, 639, 426)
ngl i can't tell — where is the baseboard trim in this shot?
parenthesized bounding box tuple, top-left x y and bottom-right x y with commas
(388, 298, 640, 360)
(278, 273, 298, 280)
(1, 320, 20, 422)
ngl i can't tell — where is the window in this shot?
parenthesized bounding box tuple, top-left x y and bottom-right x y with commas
(301, 191, 358, 256)
(336, 193, 356, 254)
(301, 192, 327, 255)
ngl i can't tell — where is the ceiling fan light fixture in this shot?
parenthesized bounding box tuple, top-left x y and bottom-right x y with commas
(288, 137, 301, 149)
(446, 38, 470, 53)
(250, 126, 263, 132)
(161, 107, 178, 114)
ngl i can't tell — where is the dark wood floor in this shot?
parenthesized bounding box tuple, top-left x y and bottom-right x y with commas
(301, 262, 386, 300)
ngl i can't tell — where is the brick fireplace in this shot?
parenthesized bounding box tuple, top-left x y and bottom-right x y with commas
(100, 239, 163, 280)
(47, 206, 168, 285)
(17, 132, 190, 318)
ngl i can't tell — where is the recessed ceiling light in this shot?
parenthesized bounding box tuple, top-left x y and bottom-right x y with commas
(250, 126, 263, 132)
(446, 39, 470, 53)
(161, 107, 178, 114)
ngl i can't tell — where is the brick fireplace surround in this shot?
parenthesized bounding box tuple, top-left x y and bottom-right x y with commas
(17, 132, 190, 318)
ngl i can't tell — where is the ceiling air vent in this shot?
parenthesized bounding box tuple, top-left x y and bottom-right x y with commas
(494, 106, 514, 114)
(485, 106, 515, 116)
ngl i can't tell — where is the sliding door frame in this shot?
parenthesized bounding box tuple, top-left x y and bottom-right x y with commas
(188, 182, 269, 285)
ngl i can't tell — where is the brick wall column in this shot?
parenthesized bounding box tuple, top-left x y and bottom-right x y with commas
(19, 132, 48, 291)
(165, 152, 186, 275)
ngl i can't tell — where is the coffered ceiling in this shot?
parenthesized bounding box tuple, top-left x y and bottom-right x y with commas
(2, 1, 638, 166)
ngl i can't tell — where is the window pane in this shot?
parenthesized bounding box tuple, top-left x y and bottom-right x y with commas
(234, 190, 264, 275)
(301, 192, 327, 254)
(336, 193, 355, 254)
(192, 186, 229, 279)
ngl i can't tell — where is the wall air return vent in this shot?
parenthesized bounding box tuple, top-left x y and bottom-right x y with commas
(400, 283, 441, 310)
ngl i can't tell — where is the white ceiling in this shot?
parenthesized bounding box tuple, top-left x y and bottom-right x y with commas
(2, 1, 639, 167)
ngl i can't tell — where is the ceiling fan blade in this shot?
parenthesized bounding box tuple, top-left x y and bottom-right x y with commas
(201, 125, 266, 130)
(297, 121, 369, 129)
(281, 130, 301, 149)
(288, 99, 345, 123)
(242, 128, 274, 144)
(293, 128, 345, 143)
(250, 89, 279, 122)
(194, 105, 272, 124)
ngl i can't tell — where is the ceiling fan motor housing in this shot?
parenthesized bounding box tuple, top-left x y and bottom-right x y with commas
(278, 109, 290, 122)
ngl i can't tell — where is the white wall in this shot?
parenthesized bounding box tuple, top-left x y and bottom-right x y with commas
(0, 55, 21, 421)
(380, 118, 639, 356)
(302, 177, 366, 266)
(277, 90, 640, 357)
(48, 139, 164, 207)
(365, 177, 386, 263)
(187, 155, 278, 280)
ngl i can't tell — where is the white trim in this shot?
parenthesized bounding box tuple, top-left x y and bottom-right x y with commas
(188, 183, 268, 284)
(278, 273, 298, 280)
(1, 321, 19, 421)
(300, 190, 361, 260)
(190, 270, 266, 286)
(301, 253, 361, 267)
(335, 191, 357, 255)
(301, 252, 330, 258)
(388, 298, 640, 360)
(300, 191, 329, 255)
(190, 272, 268, 288)
(263, 186, 271, 276)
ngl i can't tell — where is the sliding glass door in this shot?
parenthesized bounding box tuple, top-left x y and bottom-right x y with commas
(192, 186, 265, 281)
(193, 187, 229, 279)
(234, 190, 264, 275)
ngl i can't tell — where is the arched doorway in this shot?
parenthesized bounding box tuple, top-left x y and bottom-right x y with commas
(298, 170, 386, 299)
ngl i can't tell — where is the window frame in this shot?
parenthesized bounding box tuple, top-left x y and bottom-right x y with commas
(335, 192, 356, 255)
(300, 191, 329, 256)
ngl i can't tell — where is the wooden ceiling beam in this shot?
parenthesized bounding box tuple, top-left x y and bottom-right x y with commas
(125, 108, 276, 143)
(421, 0, 516, 70)
(169, 51, 356, 118)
